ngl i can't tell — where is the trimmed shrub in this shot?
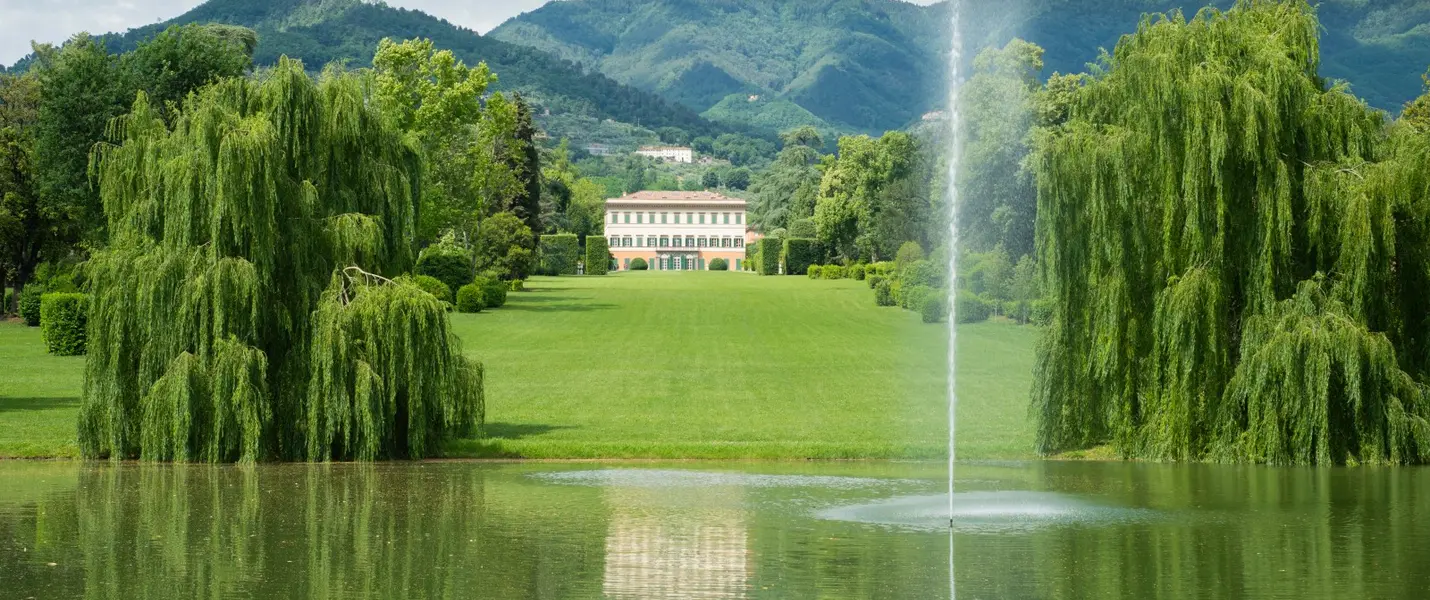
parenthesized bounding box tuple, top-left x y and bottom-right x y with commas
(411, 275, 453, 304)
(782, 237, 821, 275)
(757, 238, 782, 275)
(956, 291, 993, 324)
(875, 280, 896, 306)
(868, 274, 885, 290)
(455, 284, 486, 313)
(919, 292, 948, 324)
(630, 257, 649, 271)
(19, 286, 43, 326)
(825, 265, 849, 280)
(539, 234, 580, 275)
(903, 259, 946, 289)
(870, 261, 895, 276)
(508, 279, 525, 292)
(709, 257, 729, 271)
(807, 265, 822, 279)
(41, 293, 88, 355)
(416, 244, 474, 294)
(481, 275, 509, 308)
(789, 218, 817, 239)
(851, 264, 867, 280)
(895, 241, 925, 272)
(585, 236, 610, 276)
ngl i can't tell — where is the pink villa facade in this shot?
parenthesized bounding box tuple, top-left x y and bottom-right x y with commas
(604, 191, 749, 271)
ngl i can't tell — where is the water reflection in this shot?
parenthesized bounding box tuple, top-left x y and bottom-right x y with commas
(0, 461, 1426, 599)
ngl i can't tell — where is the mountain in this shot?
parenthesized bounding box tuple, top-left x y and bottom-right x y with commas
(8, 0, 733, 143)
(491, 0, 1430, 135)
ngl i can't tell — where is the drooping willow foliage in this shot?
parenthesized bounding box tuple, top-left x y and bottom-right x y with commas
(79, 58, 484, 462)
(1032, 0, 1430, 464)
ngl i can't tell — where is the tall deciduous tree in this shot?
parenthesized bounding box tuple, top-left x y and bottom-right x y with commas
(1031, 0, 1430, 465)
(814, 131, 915, 261)
(80, 59, 483, 462)
(960, 39, 1042, 259)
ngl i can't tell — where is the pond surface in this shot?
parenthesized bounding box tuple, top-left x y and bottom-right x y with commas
(1, 460, 1426, 599)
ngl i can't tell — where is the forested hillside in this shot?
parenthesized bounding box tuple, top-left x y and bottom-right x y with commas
(7, 0, 725, 141)
(493, 0, 1430, 134)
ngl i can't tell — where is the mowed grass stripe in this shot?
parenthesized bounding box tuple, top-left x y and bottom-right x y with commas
(0, 272, 1039, 460)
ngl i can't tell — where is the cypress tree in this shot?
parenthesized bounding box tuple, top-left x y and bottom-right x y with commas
(80, 59, 484, 462)
(1032, 0, 1430, 464)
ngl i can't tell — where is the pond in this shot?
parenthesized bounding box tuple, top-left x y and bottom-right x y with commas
(1, 460, 1426, 599)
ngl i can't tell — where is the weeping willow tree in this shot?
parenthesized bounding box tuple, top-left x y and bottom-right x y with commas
(1032, 0, 1430, 464)
(79, 58, 484, 462)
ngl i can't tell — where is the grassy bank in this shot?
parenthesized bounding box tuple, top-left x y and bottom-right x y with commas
(0, 272, 1040, 460)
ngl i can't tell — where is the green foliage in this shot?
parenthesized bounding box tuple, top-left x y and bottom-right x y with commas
(474, 212, 536, 280)
(509, 279, 525, 292)
(956, 291, 992, 324)
(788, 218, 817, 239)
(919, 292, 947, 324)
(821, 265, 847, 280)
(584, 236, 610, 276)
(850, 264, 867, 280)
(1404, 70, 1430, 132)
(18, 286, 43, 326)
(960, 40, 1042, 259)
(40, 293, 87, 355)
(1031, 0, 1430, 464)
(756, 238, 782, 275)
(901, 260, 945, 290)
(416, 238, 475, 294)
(455, 283, 485, 313)
(410, 275, 453, 304)
(538, 234, 579, 275)
(709, 258, 729, 271)
(481, 274, 509, 308)
(630, 257, 649, 271)
(868, 274, 885, 290)
(815, 132, 917, 260)
(874, 280, 896, 307)
(894, 242, 924, 272)
(807, 265, 822, 279)
(79, 58, 483, 462)
(782, 238, 821, 276)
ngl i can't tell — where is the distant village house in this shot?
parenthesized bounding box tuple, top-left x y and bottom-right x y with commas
(586, 143, 613, 156)
(636, 146, 694, 164)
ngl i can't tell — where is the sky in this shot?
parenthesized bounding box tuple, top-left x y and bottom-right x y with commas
(0, 0, 943, 67)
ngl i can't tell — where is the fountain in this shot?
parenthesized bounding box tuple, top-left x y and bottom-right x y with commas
(945, 0, 964, 532)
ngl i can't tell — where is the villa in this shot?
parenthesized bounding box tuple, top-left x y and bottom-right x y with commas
(604, 191, 749, 271)
(634, 146, 694, 163)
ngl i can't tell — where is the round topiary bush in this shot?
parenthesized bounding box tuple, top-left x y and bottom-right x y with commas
(807, 265, 822, 279)
(481, 275, 508, 308)
(868, 274, 885, 290)
(901, 284, 934, 310)
(416, 243, 475, 293)
(19, 286, 44, 326)
(455, 283, 486, 313)
(41, 293, 88, 355)
(851, 264, 866, 281)
(709, 258, 728, 271)
(956, 290, 993, 323)
(630, 257, 649, 271)
(919, 292, 948, 324)
(875, 280, 896, 307)
(411, 275, 452, 304)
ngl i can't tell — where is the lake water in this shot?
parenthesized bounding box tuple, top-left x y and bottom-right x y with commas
(1, 460, 1426, 599)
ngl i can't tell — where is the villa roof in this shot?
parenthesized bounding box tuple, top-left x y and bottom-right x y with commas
(605, 191, 746, 206)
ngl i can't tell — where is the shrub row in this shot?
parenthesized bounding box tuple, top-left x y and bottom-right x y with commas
(782, 238, 821, 276)
(41, 293, 87, 355)
(455, 275, 510, 313)
(585, 236, 610, 276)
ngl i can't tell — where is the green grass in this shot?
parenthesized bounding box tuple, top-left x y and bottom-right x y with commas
(0, 272, 1041, 460)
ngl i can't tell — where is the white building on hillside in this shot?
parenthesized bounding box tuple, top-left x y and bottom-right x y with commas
(635, 146, 694, 163)
(605, 191, 748, 272)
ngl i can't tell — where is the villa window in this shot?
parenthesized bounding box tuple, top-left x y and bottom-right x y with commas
(661, 212, 668, 224)
(723, 213, 730, 224)
(636, 237, 643, 248)
(736, 214, 743, 225)
(686, 236, 695, 247)
(699, 213, 706, 224)
(648, 236, 657, 247)
(623, 213, 629, 224)
(674, 237, 682, 248)
(660, 236, 669, 247)
(687, 213, 694, 223)
(735, 238, 743, 248)
(648, 212, 655, 223)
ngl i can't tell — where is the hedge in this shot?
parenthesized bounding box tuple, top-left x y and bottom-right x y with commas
(585, 236, 610, 276)
(789, 218, 817, 239)
(481, 274, 509, 308)
(901, 284, 935, 311)
(709, 257, 729, 271)
(903, 259, 945, 289)
(411, 275, 452, 304)
(956, 290, 993, 323)
(850, 264, 867, 280)
(456, 283, 486, 313)
(40, 293, 87, 355)
(416, 245, 474, 293)
(919, 292, 948, 324)
(782, 237, 820, 276)
(821, 265, 846, 280)
(875, 280, 896, 306)
(539, 234, 579, 275)
(757, 238, 782, 275)
(868, 274, 885, 290)
(19, 286, 44, 326)
(630, 257, 649, 271)
(807, 265, 822, 279)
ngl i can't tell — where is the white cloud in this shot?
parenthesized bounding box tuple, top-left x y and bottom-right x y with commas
(1, 0, 947, 66)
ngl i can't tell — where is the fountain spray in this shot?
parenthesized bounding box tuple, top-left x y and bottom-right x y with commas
(946, 0, 963, 531)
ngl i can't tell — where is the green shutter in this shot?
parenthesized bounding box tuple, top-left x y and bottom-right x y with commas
(699, 258, 706, 270)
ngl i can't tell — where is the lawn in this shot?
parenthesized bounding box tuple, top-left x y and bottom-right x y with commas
(0, 272, 1041, 460)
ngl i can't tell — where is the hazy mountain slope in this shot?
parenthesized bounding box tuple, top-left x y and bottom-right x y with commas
(493, 0, 1430, 134)
(12, 0, 728, 139)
